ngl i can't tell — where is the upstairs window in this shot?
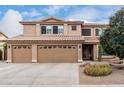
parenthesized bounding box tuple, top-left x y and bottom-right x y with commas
(46, 26, 52, 34)
(82, 29, 91, 36)
(72, 25, 77, 31)
(58, 26, 64, 34)
(53, 26, 58, 34)
(41, 25, 64, 35)
(95, 28, 102, 36)
(41, 26, 46, 34)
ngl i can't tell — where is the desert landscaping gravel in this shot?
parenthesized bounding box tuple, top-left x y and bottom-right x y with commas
(79, 66, 124, 85)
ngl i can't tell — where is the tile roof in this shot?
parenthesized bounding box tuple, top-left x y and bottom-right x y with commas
(84, 23, 108, 27)
(7, 35, 84, 41)
(20, 17, 84, 25)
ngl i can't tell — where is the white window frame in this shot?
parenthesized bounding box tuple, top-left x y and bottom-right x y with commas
(58, 25, 64, 34)
(41, 25, 64, 35)
(71, 25, 77, 31)
(46, 25, 52, 34)
(81, 28, 92, 37)
(95, 28, 102, 36)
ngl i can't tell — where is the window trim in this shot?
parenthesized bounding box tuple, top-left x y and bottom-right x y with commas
(41, 25, 64, 35)
(81, 28, 92, 36)
(53, 26, 58, 34)
(58, 25, 64, 34)
(95, 28, 102, 36)
(46, 25, 52, 34)
(41, 26, 46, 34)
(71, 25, 77, 31)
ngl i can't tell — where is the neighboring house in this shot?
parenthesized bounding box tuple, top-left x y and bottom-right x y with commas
(6, 17, 107, 63)
(0, 32, 8, 60)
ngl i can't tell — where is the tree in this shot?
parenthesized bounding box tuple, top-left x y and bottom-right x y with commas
(98, 44, 102, 62)
(100, 7, 124, 60)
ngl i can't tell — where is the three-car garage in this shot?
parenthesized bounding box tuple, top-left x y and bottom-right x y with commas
(11, 45, 78, 63)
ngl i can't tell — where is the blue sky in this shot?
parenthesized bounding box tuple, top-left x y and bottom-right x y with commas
(0, 5, 123, 21)
(0, 5, 123, 37)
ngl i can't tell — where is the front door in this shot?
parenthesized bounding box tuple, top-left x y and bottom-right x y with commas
(82, 44, 93, 60)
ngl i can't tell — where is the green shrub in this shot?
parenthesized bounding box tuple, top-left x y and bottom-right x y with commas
(84, 64, 112, 76)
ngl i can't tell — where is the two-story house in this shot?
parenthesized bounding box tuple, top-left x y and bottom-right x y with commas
(6, 17, 107, 63)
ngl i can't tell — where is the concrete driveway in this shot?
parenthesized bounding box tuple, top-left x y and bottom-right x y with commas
(0, 62, 79, 86)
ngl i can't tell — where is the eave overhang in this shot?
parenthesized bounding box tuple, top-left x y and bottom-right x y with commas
(20, 21, 84, 25)
(5, 40, 84, 44)
(3, 35, 85, 44)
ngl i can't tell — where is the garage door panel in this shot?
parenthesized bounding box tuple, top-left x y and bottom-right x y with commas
(12, 45, 32, 63)
(38, 45, 77, 63)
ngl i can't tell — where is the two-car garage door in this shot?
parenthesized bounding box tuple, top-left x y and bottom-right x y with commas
(37, 45, 78, 63)
(12, 45, 78, 63)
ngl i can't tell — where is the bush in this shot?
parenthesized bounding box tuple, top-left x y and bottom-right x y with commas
(84, 64, 112, 76)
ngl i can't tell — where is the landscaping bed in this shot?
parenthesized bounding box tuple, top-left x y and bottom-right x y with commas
(79, 62, 124, 85)
(84, 64, 112, 76)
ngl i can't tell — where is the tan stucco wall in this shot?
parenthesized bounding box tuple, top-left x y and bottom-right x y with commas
(64, 24, 68, 35)
(67, 25, 81, 35)
(7, 44, 12, 62)
(23, 23, 106, 37)
(78, 44, 83, 62)
(23, 24, 82, 36)
(36, 24, 41, 36)
(93, 44, 98, 60)
(32, 44, 37, 62)
(23, 25, 36, 36)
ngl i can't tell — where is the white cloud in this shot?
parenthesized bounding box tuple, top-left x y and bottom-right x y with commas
(66, 7, 99, 21)
(22, 9, 41, 17)
(0, 9, 23, 37)
(65, 6, 123, 24)
(65, 6, 101, 23)
(43, 5, 72, 15)
(30, 9, 41, 17)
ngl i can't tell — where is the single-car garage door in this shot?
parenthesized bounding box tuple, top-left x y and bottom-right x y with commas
(12, 45, 32, 63)
(37, 45, 78, 63)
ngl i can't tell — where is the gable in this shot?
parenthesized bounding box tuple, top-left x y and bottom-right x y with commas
(20, 17, 84, 25)
(41, 17, 64, 22)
